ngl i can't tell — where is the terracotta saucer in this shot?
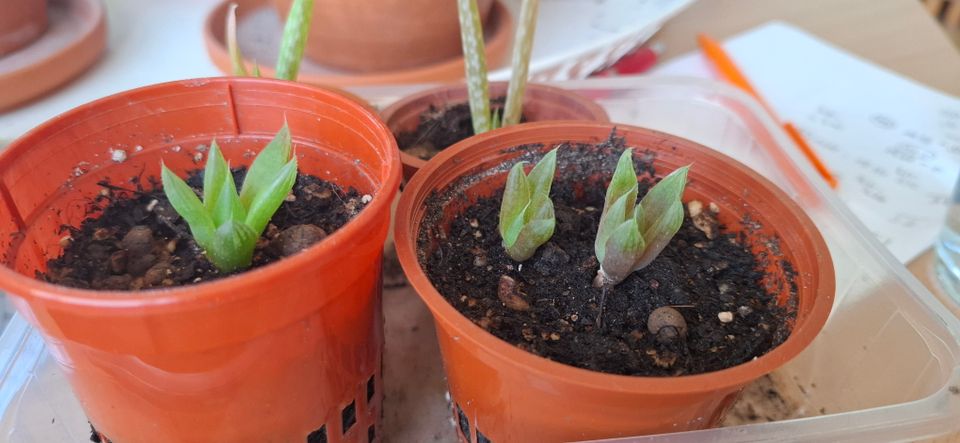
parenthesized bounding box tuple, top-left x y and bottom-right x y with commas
(0, 0, 107, 112)
(204, 0, 513, 87)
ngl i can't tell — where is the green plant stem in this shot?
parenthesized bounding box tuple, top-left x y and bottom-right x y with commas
(226, 3, 248, 76)
(275, 0, 314, 81)
(502, 0, 539, 126)
(457, 0, 491, 134)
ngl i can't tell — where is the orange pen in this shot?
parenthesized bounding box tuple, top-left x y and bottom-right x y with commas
(697, 34, 839, 189)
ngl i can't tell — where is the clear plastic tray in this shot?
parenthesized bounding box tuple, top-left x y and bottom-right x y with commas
(2, 76, 959, 442)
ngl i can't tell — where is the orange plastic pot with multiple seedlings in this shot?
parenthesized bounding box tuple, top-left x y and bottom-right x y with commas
(394, 122, 835, 442)
(0, 78, 400, 443)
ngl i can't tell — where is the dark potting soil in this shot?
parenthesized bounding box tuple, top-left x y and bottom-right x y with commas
(420, 134, 794, 376)
(395, 97, 524, 161)
(40, 169, 367, 291)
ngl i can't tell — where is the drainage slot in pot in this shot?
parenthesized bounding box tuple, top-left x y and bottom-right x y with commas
(456, 403, 470, 441)
(477, 428, 492, 443)
(367, 375, 375, 403)
(367, 424, 376, 442)
(342, 400, 357, 434)
(307, 425, 327, 443)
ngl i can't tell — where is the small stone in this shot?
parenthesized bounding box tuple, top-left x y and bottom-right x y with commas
(165, 240, 177, 253)
(477, 317, 492, 330)
(110, 149, 127, 163)
(143, 262, 173, 286)
(193, 152, 204, 163)
(647, 306, 688, 342)
(121, 226, 154, 255)
(284, 193, 296, 202)
(549, 332, 561, 341)
(92, 228, 111, 241)
(738, 305, 753, 316)
(146, 199, 159, 212)
(468, 219, 479, 228)
(649, 279, 660, 289)
(521, 328, 535, 341)
(473, 231, 482, 238)
(127, 253, 157, 277)
(466, 297, 477, 308)
(718, 311, 734, 323)
(570, 313, 579, 322)
(718, 282, 733, 294)
(59, 236, 72, 248)
(709, 202, 720, 213)
(688, 200, 719, 239)
(109, 250, 127, 274)
(361, 194, 373, 204)
(497, 275, 530, 311)
(473, 255, 487, 267)
(531, 243, 570, 276)
(269, 224, 327, 257)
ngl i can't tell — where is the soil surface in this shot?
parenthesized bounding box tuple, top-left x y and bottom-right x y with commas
(396, 97, 523, 161)
(420, 135, 793, 376)
(41, 169, 366, 290)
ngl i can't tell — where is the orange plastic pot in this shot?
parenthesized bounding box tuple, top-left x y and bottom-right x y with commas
(380, 82, 610, 181)
(0, 0, 47, 56)
(394, 122, 835, 442)
(273, 0, 494, 72)
(0, 78, 401, 443)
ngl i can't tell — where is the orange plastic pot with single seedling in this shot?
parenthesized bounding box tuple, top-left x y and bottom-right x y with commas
(394, 122, 834, 442)
(0, 77, 400, 443)
(381, 82, 610, 181)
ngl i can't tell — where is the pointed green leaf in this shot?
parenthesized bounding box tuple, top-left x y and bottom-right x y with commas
(206, 220, 258, 273)
(603, 149, 639, 216)
(499, 162, 530, 247)
(202, 140, 229, 212)
(226, 3, 248, 76)
(638, 165, 689, 233)
(457, 0, 491, 134)
(526, 148, 557, 197)
(524, 191, 553, 223)
(162, 164, 215, 244)
(600, 219, 645, 286)
(505, 218, 555, 262)
(245, 157, 298, 235)
(502, 0, 540, 126)
(595, 191, 632, 263)
(275, 0, 314, 81)
(211, 161, 246, 227)
(240, 124, 292, 208)
(635, 199, 684, 271)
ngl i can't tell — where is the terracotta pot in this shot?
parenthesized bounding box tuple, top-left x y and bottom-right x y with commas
(381, 82, 610, 181)
(273, 0, 494, 72)
(394, 122, 835, 442)
(0, 78, 401, 443)
(0, 0, 47, 56)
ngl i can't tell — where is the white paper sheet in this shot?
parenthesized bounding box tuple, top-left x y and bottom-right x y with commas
(651, 21, 960, 263)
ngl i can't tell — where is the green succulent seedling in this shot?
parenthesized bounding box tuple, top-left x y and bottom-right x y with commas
(458, 0, 540, 134)
(499, 148, 558, 261)
(227, 0, 314, 81)
(161, 126, 298, 273)
(594, 150, 690, 287)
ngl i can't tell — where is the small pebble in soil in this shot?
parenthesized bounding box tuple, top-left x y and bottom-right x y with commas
(647, 306, 688, 343)
(688, 200, 720, 240)
(738, 305, 754, 316)
(269, 224, 327, 257)
(718, 311, 734, 323)
(497, 275, 530, 311)
(110, 148, 127, 163)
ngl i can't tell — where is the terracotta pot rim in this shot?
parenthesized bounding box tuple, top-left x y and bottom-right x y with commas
(394, 121, 835, 395)
(381, 82, 611, 177)
(0, 77, 401, 310)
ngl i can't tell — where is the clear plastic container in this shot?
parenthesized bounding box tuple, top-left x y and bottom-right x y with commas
(2, 76, 959, 442)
